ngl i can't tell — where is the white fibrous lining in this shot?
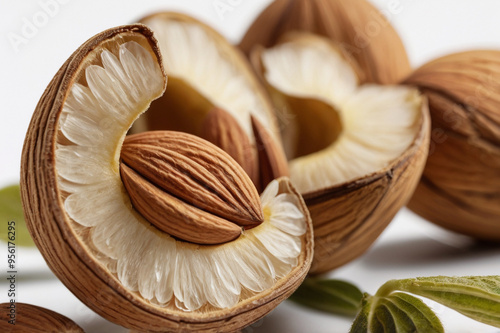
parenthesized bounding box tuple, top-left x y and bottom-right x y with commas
(143, 18, 272, 140)
(55, 41, 306, 311)
(262, 41, 358, 108)
(261, 41, 421, 193)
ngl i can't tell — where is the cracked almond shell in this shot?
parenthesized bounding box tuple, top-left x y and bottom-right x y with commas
(20, 25, 313, 332)
(239, 0, 411, 84)
(251, 33, 430, 274)
(404, 51, 500, 240)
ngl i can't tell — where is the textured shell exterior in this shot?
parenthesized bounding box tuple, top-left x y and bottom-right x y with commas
(20, 25, 314, 332)
(239, 0, 411, 84)
(0, 303, 84, 333)
(404, 51, 500, 240)
(304, 100, 430, 274)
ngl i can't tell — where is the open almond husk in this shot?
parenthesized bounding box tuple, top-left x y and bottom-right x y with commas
(20, 24, 313, 332)
(251, 33, 430, 274)
(239, 0, 411, 84)
(134, 12, 288, 192)
(404, 51, 500, 240)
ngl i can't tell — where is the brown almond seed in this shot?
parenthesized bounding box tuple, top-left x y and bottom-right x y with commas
(201, 107, 260, 187)
(121, 131, 263, 232)
(120, 164, 242, 245)
(251, 115, 290, 192)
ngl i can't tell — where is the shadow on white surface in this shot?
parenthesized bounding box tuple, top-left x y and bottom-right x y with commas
(248, 301, 353, 333)
(362, 237, 500, 269)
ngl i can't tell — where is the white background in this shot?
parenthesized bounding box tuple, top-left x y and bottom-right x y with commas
(1, 0, 500, 332)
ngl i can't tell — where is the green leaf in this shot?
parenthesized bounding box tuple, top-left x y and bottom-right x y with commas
(390, 276, 500, 328)
(350, 292, 444, 333)
(0, 184, 35, 247)
(290, 278, 363, 317)
(308, 276, 500, 332)
(350, 294, 371, 333)
(372, 301, 396, 332)
(375, 293, 443, 333)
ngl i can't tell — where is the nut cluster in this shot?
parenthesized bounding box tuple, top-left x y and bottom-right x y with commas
(18, 0, 500, 332)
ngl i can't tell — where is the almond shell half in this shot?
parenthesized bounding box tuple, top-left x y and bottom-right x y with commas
(20, 24, 313, 332)
(250, 34, 430, 274)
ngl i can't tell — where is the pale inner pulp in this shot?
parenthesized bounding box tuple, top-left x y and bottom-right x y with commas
(133, 18, 274, 142)
(261, 39, 422, 194)
(55, 32, 306, 312)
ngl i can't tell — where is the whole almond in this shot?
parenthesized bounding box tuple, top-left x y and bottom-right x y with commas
(120, 131, 264, 244)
